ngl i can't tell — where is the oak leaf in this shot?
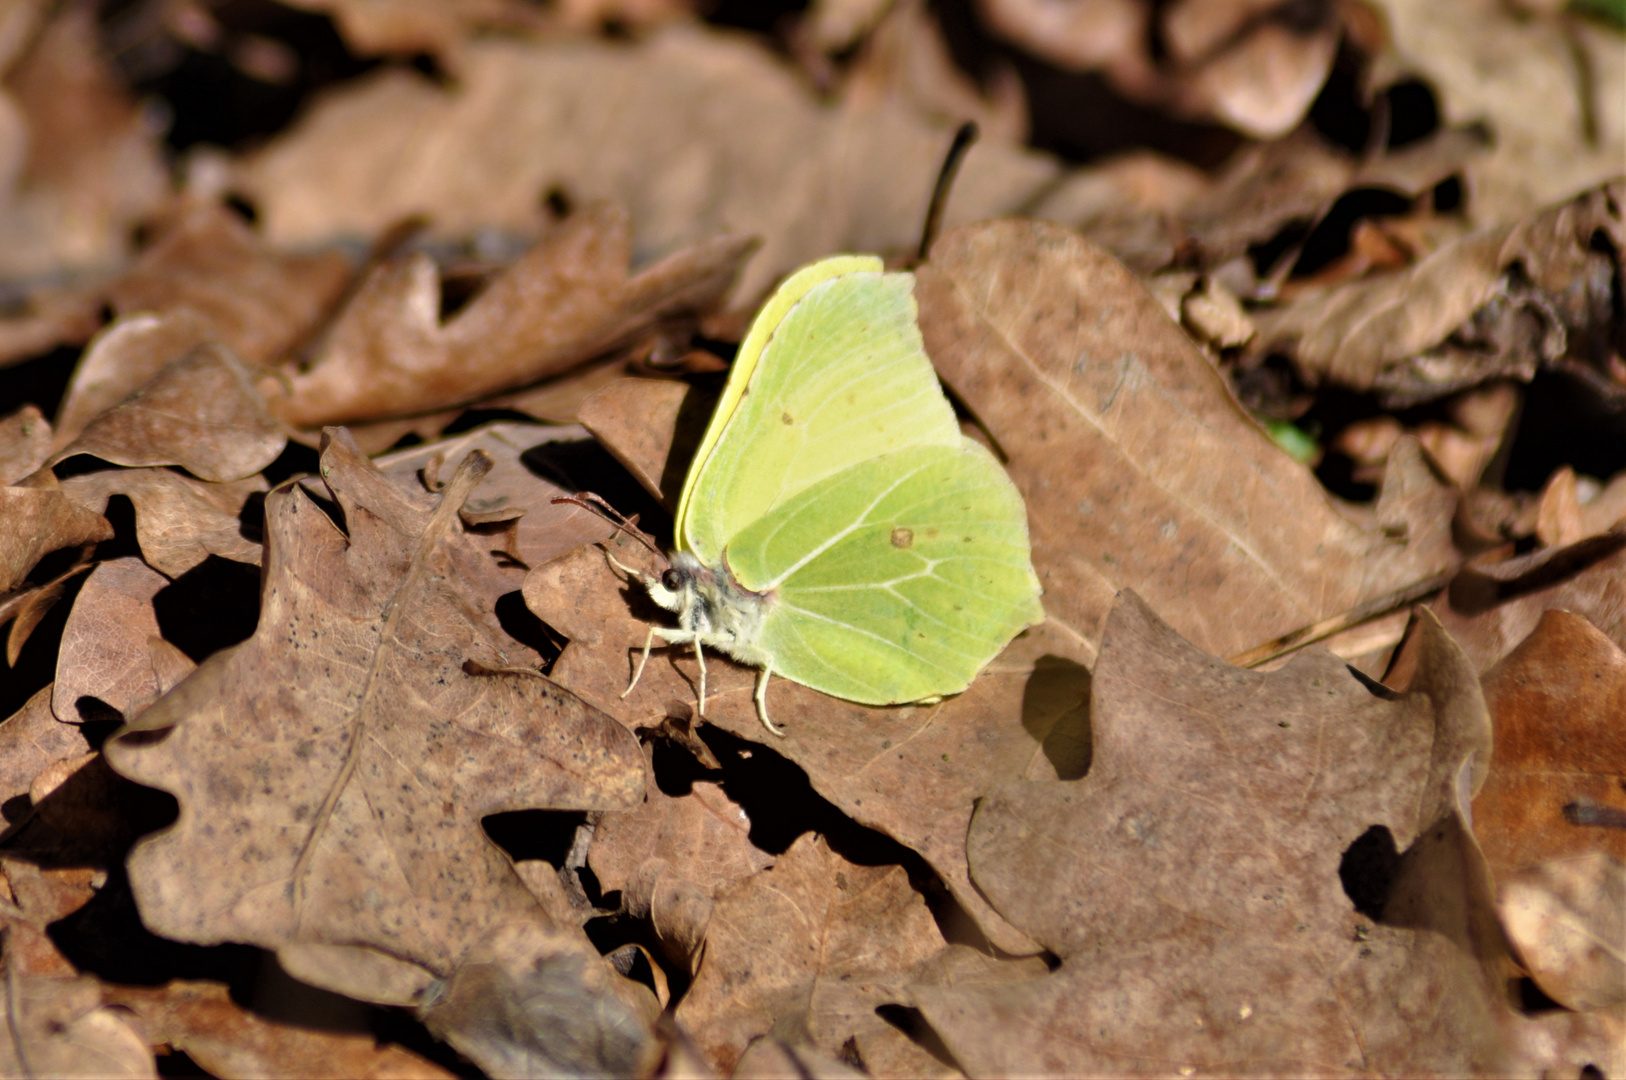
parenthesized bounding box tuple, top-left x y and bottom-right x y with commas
(59, 468, 266, 577)
(912, 592, 1511, 1076)
(51, 343, 287, 483)
(104, 428, 645, 1003)
(676, 832, 1041, 1077)
(263, 202, 755, 426)
(916, 218, 1459, 664)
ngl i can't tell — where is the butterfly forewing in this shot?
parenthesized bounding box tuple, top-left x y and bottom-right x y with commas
(725, 443, 1044, 705)
(680, 270, 961, 565)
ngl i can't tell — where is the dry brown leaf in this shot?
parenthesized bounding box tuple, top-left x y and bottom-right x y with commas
(105, 980, 455, 1080)
(977, 0, 1338, 139)
(50, 557, 170, 725)
(59, 467, 265, 577)
(577, 376, 712, 506)
(1249, 181, 1624, 405)
(1536, 466, 1585, 548)
(371, 422, 615, 568)
(1473, 609, 1626, 875)
(1369, 0, 1625, 226)
(0, 404, 49, 484)
(266, 203, 754, 426)
(103, 429, 645, 1004)
(917, 218, 1458, 663)
(525, 534, 1090, 956)
(280, 0, 544, 59)
(54, 311, 217, 450)
(0, 687, 91, 825)
(589, 744, 774, 970)
(0, 961, 155, 1079)
(1404, 532, 1626, 676)
(975, 0, 1146, 76)
(840, 0, 1027, 144)
(416, 918, 661, 1078)
(676, 833, 971, 1077)
(0, 485, 111, 594)
(105, 199, 354, 368)
(51, 343, 286, 482)
(0, 4, 166, 280)
(730, 1038, 867, 1078)
(912, 592, 1515, 1075)
(232, 26, 1060, 304)
(1497, 854, 1625, 1013)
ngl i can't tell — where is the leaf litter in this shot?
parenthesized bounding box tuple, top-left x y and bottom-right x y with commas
(0, 1, 1621, 1076)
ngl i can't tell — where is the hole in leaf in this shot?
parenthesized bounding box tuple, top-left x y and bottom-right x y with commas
(1339, 824, 1399, 922)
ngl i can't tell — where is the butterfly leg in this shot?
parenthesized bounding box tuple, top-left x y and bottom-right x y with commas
(622, 626, 660, 698)
(754, 666, 784, 737)
(625, 626, 695, 698)
(693, 639, 708, 715)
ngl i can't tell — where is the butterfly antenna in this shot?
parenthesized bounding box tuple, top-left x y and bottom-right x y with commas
(550, 493, 663, 557)
(916, 120, 979, 264)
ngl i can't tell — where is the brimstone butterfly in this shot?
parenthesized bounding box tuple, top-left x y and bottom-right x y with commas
(620, 254, 1044, 735)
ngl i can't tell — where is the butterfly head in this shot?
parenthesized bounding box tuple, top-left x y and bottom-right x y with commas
(641, 551, 769, 655)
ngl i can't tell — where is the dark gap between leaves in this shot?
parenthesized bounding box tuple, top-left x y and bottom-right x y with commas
(0, 345, 82, 425)
(0, 569, 88, 718)
(1502, 367, 1626, 491)
(101, 0, 381, 154)
(874, 1004, 961, 1071)
(152, 556, 262, 663)
(1288, 188, 1418, 280)
(260, 439, 321, 488)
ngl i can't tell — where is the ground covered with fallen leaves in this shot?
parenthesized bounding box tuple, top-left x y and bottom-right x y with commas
(0, 0, 1622, 1076)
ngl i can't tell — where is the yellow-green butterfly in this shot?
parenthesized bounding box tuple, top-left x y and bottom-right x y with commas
(621, 254, 1043, 735)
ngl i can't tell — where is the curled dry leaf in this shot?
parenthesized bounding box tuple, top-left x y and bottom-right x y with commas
(912, 593, 1513, 1076)
(1402, 531, 1626, 676)
(1473, 609, 1626, 875)
(1498, 854, 1626, 1014)
(371, 421, 616, 568)
(417, 918, 662, 1079)
(104, 429, 645, 1005)
(917, 219, 1458, 663)
(976, 0, 1339, 139)
(588, 744, 774, 971)
(577, 376, 712, 506)
(53, 311, 216, 450)
(677, 832, 1032, 1077)
(0, 962, 155, 1080)
(1368, 0, 1625, 225)
(1249, 181, 1625, 405)
(526, 534, 1091, 956)
(104, 979, 455, 1080)
(232, 27, 1060, 303)
(0, 485, 111, 594)
(279, 0, 544, 59)
(730, 1038, 867, 1079)
(0, 405, 50, 484)
(51, 343, 287, 483)
(265, 202, 755, 426)
(59, 468, 266, 576)
(50, 557, 171, 724)
(104, 199, 354, 368)
(0, 4, 166, 280)
(0, 687, 91, 824)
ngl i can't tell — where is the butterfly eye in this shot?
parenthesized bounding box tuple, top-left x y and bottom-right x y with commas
(661, 569, 683, 591)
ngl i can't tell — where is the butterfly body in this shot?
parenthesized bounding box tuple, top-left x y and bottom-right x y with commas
(624, 255, 1043, 734)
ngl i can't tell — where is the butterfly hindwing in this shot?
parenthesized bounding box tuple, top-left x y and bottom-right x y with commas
(679, 266, 962, 565)
(724, 442, 1044, 705)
